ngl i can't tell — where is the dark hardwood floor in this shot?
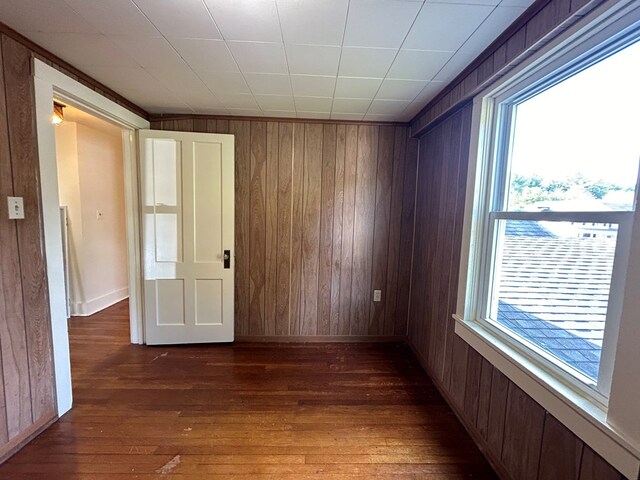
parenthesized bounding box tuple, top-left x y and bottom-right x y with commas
(0, 300, 497, 479)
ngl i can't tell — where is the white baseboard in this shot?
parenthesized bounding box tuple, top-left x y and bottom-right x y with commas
(71, 287, 129, 316)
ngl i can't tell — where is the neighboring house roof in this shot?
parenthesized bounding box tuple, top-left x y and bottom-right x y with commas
(494, 220, 616, 380)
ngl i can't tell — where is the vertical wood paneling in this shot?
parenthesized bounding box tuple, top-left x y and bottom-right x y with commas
(329, 125, 346, 335)
(0, 37, 32, 441)
(394, 137, 418, 336)
(338, 125, 358, 336)
(383, 127, 407, 335)
(264, 122, 279, 335)
(317, 124, 336, 335)
(151, 118, 418, 340)
(538, 413, 583, 480)
(487, 367, 509, 456)
(368, 126, 394, 335)
(229, 120, 251, 335)
(2, 36, 55, 422)
(502, 383, 546, 480)
(579, 445, 623, 480)
(300, 124, 323, 335)
(476, 358, 493, 439)
(350, 126, 378, 335)
(249, 121, 266, 335)
(289, 123, 305, 335)
(275, 123, 293, 336)
(463, 347, 482, 425)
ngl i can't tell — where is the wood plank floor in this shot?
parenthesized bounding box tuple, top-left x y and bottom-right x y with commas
(0, 300, 498, 479)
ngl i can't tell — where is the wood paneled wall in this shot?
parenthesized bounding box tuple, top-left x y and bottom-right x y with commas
(150, 117, 418, 339)
(0, 34, 57, 460)
(407, 103, 626, 480)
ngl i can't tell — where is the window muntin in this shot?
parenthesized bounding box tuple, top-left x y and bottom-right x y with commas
(480, 39, 640, 393)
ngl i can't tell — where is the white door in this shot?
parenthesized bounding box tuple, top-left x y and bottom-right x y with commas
(139, 130, 234, 344)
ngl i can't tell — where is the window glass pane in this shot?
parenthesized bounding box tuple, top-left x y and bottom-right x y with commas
(506, 41, 640, 212)
(489, 220, 617, 381)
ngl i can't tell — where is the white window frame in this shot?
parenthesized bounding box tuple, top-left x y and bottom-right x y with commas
(454, 0, 640, 477)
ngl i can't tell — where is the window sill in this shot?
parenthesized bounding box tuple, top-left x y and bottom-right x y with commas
(454, 314, 640, 479)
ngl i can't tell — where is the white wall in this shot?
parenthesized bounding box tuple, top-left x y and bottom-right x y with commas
(55, 120, 128, 316)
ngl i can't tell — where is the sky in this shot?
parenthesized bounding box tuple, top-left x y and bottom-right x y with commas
(509, 39, 640, 190)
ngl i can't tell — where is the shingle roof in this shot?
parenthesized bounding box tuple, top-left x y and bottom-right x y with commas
(494, 220, 616, 380)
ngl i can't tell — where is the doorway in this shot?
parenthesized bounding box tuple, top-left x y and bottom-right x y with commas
(33, 59, 150, 416)
(55, 104, 129, 320)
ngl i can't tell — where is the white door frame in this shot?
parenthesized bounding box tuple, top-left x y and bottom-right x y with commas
(33, 59, 149, 416)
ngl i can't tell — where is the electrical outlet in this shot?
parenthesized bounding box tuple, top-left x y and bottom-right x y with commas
(373, 290, 382, 302)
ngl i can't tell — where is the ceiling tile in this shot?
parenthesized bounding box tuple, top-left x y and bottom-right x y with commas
(132, 0, 221, 39)
(200, 72, 251, 94)
(220, 93, 260, 109)
(227, 108, 264, 116)
(344, 0, 422, 48)
(431, 51, 474, 83)
(367, 99, 411, 115)
(291, 75, 336, 97)
(363, 113, 400, 122)
(330, 112, 365, 121)
(227, 42, 288, 74)
(26, 32, 137, 68)
(286, 44, 341, 76)
(338, 47, 397, 78)
(277, 0, 348, 46)
(298, 111, 333, 119)
(244, 73, 292, 95)
(334, 77, 383, 99)
(404, 3, 494, 51)
(179, 92, 224, 110)
(0, 0, 96, 34)
(500, 0, 537, 6)
(263, 110, 297, 118)
(412, 81, 445, 105)
(387, 49, 452, 80)
(109, 35, 186, 68)
(255, 95, 296, 111)
(79, 65, 161, 91)
(118, 87, 190, 111)
(332, 98, 372, 114)
(192, 107, 231, 115)
(169, 38, 238, 72)
(146, 68, 210, 94)
(427, 0, 500, 5)
(204, 0, 281, 42)
(457, 6, 527, 58)
(294, 97, 333, 113)
(63, 0, 158, 36)
(376, 79, 428, 100)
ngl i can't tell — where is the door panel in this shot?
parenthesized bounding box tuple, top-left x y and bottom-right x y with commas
(140, 130, 234, 344)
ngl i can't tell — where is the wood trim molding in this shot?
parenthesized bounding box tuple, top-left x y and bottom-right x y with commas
(149, 113, 408, 127)
(0, 413, 57, 465)
(236, 335, 407, 343)
(0, 21, 148, 119)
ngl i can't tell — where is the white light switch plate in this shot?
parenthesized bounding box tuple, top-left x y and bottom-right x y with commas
(7, 196, 24, 220)
(373, 290, 382, 302)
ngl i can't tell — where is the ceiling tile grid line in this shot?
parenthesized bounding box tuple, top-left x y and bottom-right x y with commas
(0, 0, 535, 120)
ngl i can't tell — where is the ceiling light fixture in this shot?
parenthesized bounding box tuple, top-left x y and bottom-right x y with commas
(52, 102, 65, 126)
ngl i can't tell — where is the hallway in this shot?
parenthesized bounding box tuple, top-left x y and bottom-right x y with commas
(0, 301, 497, 478)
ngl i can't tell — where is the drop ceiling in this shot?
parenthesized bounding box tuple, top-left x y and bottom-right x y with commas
(0, 0, 535, 121)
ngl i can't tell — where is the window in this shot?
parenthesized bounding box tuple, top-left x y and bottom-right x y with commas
(462, 19, 640, 404)
(455, 3, 640, 475)
(477, 38, 640, 397)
